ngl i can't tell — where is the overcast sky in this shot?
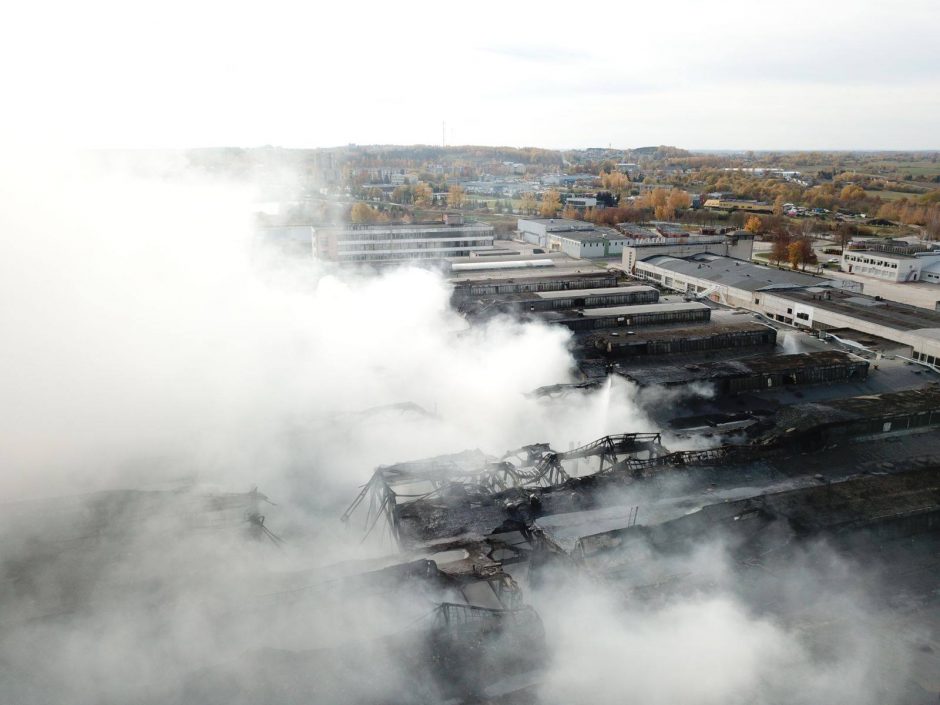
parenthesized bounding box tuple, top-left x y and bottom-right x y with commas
(3, 0, 938, 151)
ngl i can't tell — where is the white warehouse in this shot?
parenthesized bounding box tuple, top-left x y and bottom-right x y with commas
(841, 250, 940, 283)
(517, 218, 627, 259)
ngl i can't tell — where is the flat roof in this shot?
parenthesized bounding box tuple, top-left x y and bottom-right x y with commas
(764, 385, 940, 439)
(591, 319, 771, 343)
(555, 232, 629, 243)
(535, 286, 655, 300)
(622, 350, 864, 386)
(449, 261, 611, 283)
(773, 288, 940, 332)
(518, 218, 593, 228)
(581, 302, 710, 317)
(844, 250, 921, 260)
(640, 254, 831, 292)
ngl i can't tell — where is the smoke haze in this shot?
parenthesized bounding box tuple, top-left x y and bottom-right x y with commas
(0, 157, 922, 704)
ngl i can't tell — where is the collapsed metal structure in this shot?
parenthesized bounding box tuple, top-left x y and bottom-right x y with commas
(342, 433, 668, 543)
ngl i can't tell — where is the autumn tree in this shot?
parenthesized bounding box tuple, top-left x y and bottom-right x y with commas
(772, 195, 786, 217)
(447, 185, 466, 209)
(540, 189, 561, 218)
(649, 188, 668, 210)
(391, 185, 413, 204)
(771, 228, 793, 264)
(561, 205, 580, 220)
(667, 189, 691, 212)
(744, 216, 763, 234)
(835, 222, 857, 251)
(413, 183, 433, 208)
(520, 192, 537, 215)
(655, 204, 675, 220)
(601, 171, 630, 194)
(787, 237, 817, 270)
(350, 202, 378, 223)
(839, 184, 866, 202)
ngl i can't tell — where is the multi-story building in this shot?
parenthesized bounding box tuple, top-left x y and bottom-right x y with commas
(314, 216, 495, 264)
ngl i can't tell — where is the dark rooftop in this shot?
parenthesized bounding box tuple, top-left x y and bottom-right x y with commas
(621, 350, 867, 387)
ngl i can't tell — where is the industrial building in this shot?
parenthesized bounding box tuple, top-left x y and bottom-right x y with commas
(759, 384, 940, 449)
(755, 287, 940, 363)
(590, 318, 777, 358)
(517, 217, 593, 246)
(340, 373, 940, 701)
(841, 248, 940, 283)
(465, 286, 660, 316)
(450, 268, 619, 300)
(620, 229, 754, 273)
(517, 218, 628, 258)
(634, 252, 858, 307)
(618, 350, 869, 395)
(314, 217, 495, 263)
(703, 197, 773, 213)
(632, 254, 940, 361)
(539, 301, 711, 332)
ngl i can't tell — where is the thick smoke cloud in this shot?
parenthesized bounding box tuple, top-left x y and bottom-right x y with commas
(533, 538, 913, 705)
(0, 156, 658, 509)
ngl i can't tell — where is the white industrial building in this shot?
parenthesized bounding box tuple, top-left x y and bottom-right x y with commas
(634, 253, 940, 362)
(841, 249, 940, 283)
(564, 196, 598, 212)
(619, 228, 754, 274)
(634, 253, 849, 308)
(517, 218, 627, 259)
(314, 218, 495, 264)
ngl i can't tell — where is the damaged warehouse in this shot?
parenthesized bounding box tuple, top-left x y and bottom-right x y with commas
(335, 379, 940, 699)
(590, 318, 777, 357)
(540, 301, 712, 332)
(617, 350, 870, 394)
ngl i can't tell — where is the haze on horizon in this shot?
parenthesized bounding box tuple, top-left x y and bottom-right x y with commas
(3, 0, 938, 152)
